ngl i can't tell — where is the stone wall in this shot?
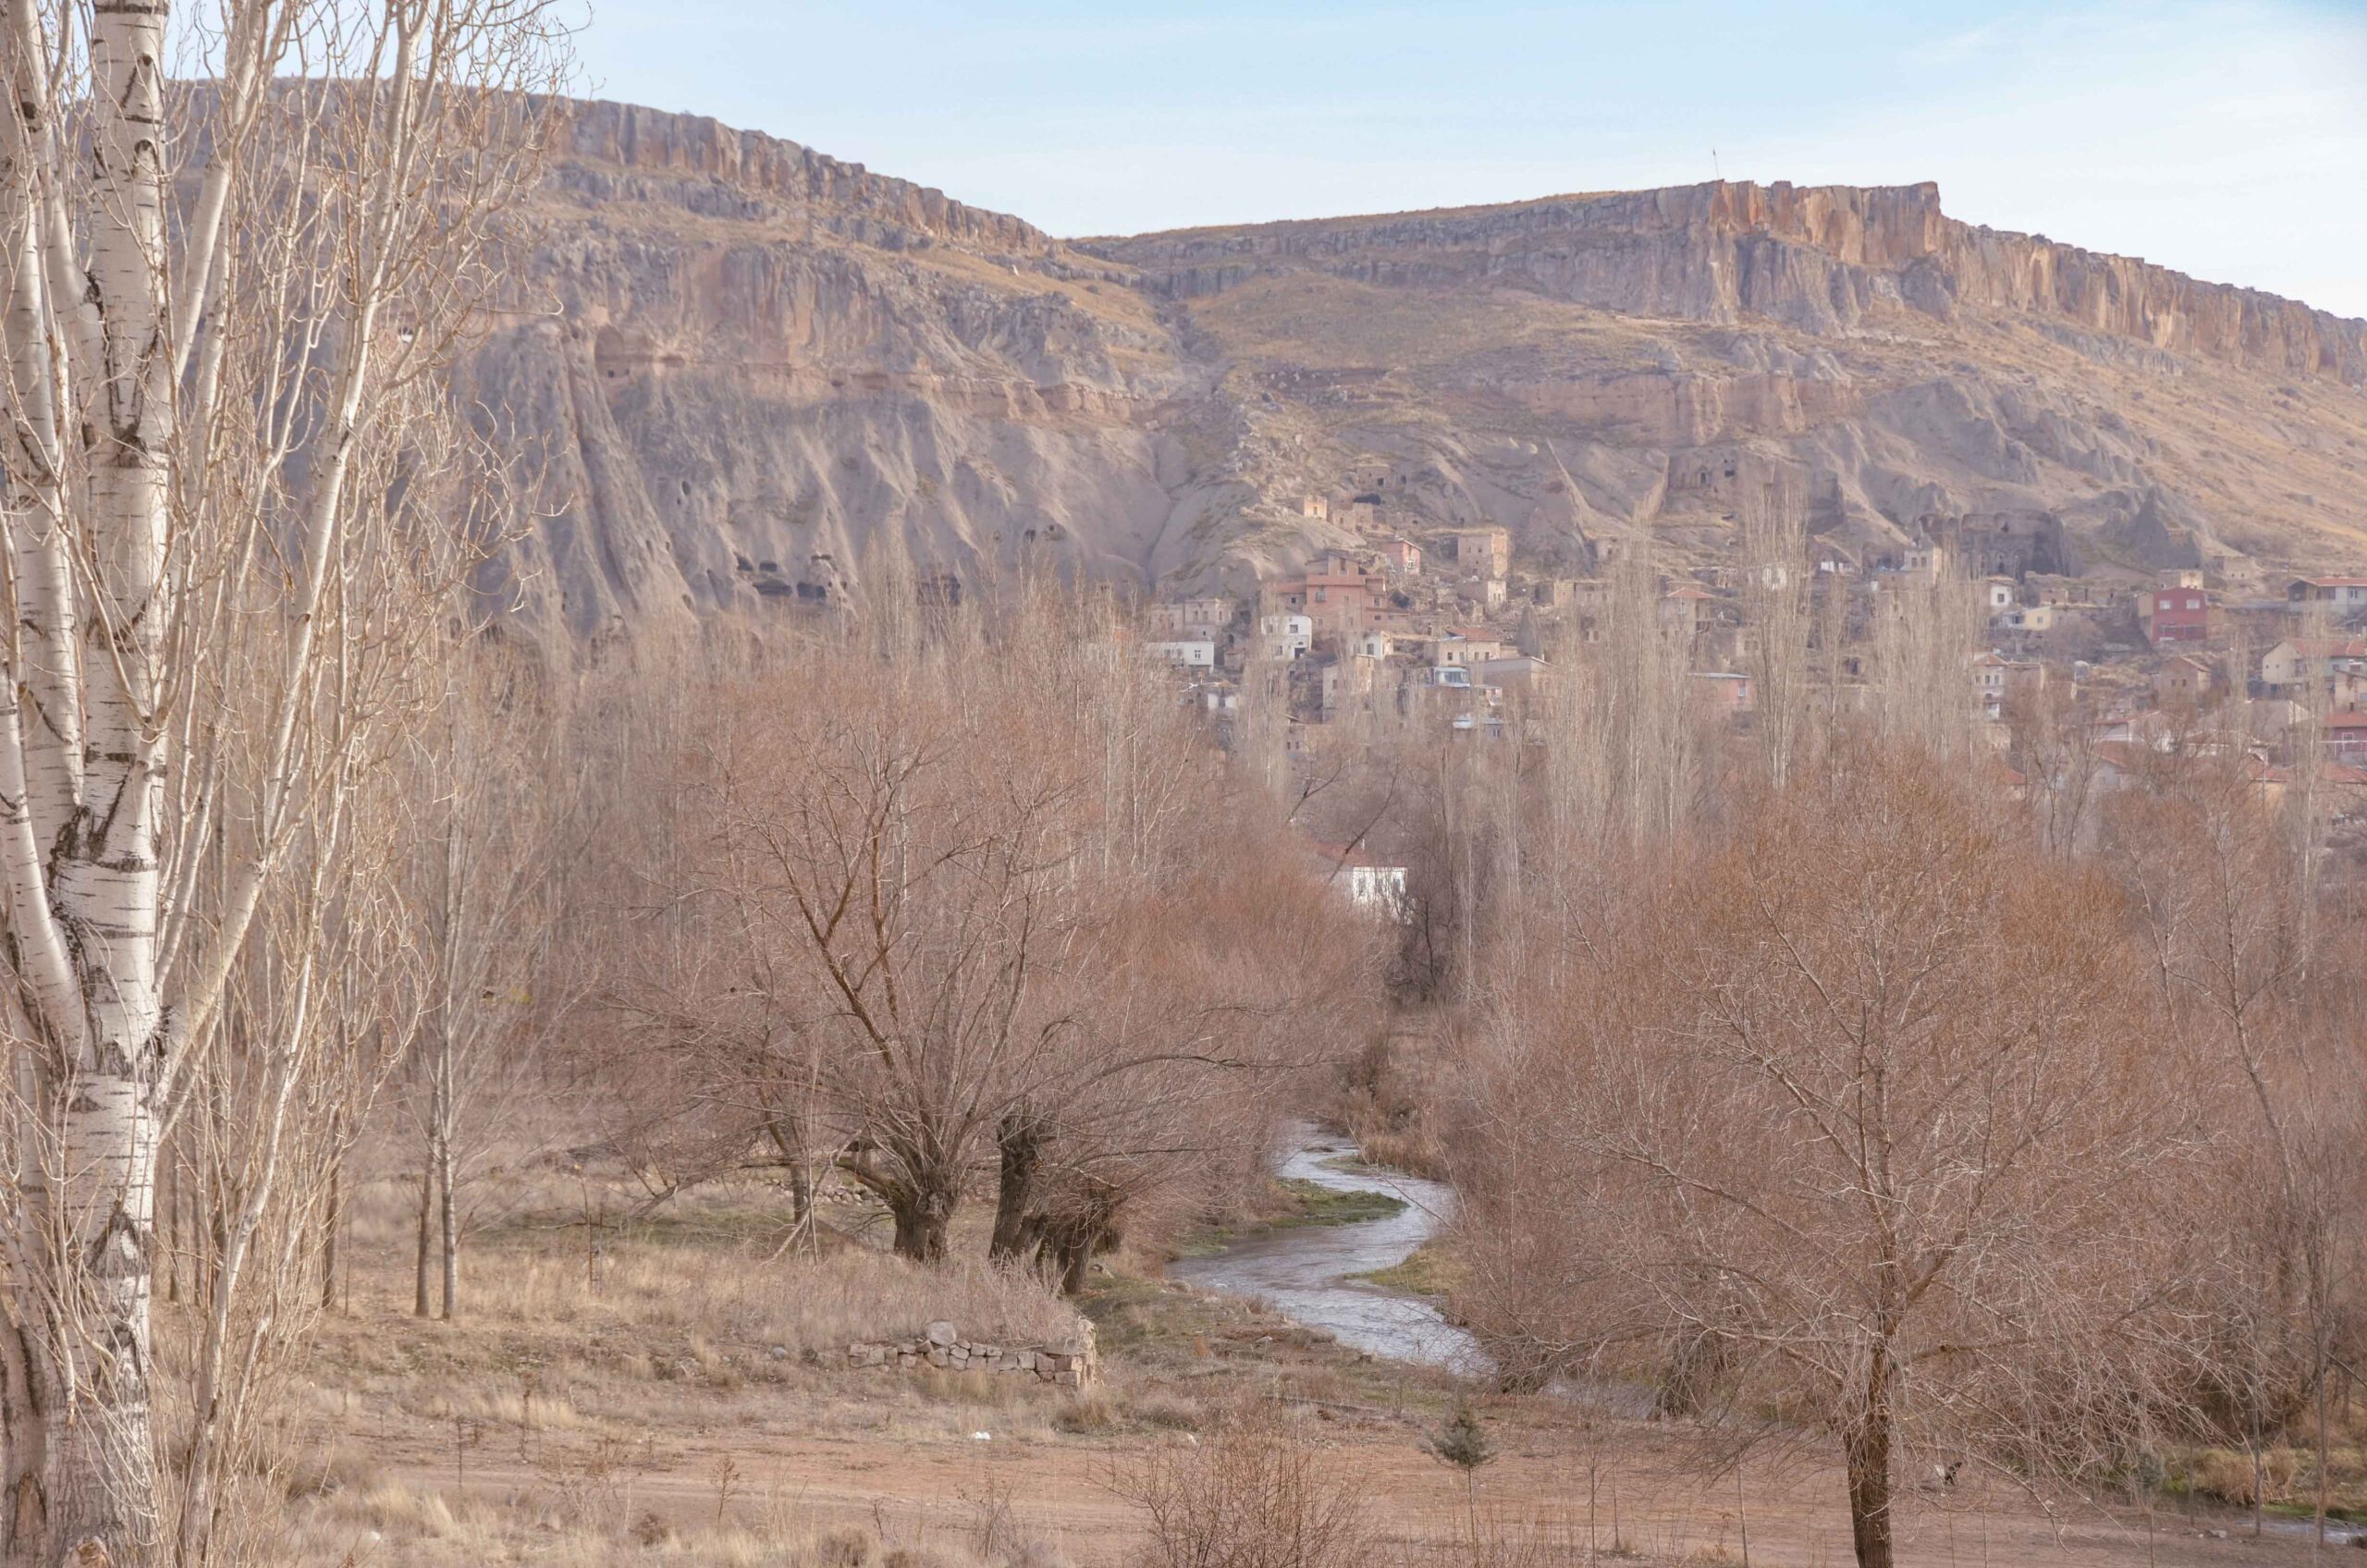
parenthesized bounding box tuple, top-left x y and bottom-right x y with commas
(844, 1319, 1098, 1391)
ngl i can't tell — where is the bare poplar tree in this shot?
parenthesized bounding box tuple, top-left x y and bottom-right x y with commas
(399, 641, 575, 1323)
(166, 757, 414, 1566)
(1870, 557, 1981, 761)
(0, 5, 564, 1557)
(1739, 477, 1811, 790)
(2006, 680, 2106, 858)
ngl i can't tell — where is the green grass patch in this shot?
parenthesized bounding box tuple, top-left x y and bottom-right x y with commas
(1173, 1179, 1406, 1257)
(1352, 1243, 1466, 1297)
(1275, 1178, 1407, 1229)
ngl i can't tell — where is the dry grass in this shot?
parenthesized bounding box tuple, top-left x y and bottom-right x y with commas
(341, 1171, 1082, 1357)
(281, 1469, 1059, 1567)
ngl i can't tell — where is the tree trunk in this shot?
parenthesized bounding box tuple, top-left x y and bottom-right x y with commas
(437, 1137, 459, 1322)
(1058, 1236, 1092, 1297)
(10, 0, 178, 1555)
(1844, 1348, 1895, 1568)
(759, 1113, 813, 1230)
(2315, 1361, 2330, 1548)
(889, 1187, 952, 1264)
(163, 1157, 179, 1307)
(413, 1167, 435, 1319)
(988, 1116, 1043, 1264)
(320, 1158, 342, 1314)
(788, 1164, 813, 1230)
(34, 1080, 166, 1568)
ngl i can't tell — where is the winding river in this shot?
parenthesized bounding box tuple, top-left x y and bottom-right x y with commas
(1170, 1123, 1487, 1376)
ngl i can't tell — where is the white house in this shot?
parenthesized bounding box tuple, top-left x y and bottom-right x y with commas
(1146, 638, 1216, 668)
(1258, 613, 1313, 661)
(1344, 863, 1408, 916)
(2262, 638, 2367, 691)
(1429, 632, 1509, 667)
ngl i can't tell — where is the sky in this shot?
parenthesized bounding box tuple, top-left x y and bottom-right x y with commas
(572, 1, 2367, 320)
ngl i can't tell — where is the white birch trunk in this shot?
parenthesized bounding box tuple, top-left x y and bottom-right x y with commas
(14, 2, 176, 1558)
(0, 2, 566, 1556)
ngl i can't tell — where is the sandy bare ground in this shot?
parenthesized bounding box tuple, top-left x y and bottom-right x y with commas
(329, 1344, 2322, 1568)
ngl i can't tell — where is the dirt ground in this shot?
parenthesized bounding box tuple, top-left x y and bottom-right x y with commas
(354, 1401, 2331, 1568)
(274, 1177, 2347, 1568)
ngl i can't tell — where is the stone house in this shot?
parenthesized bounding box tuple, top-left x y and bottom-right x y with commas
(1449, 526, 1511, 578)
(2153, 654, 2216, 707)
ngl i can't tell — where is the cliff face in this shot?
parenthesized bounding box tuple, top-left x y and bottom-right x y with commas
(1093, 180, 2367, 386)
(479, 104, 2367, 643)
(479, 100, 1221, 644)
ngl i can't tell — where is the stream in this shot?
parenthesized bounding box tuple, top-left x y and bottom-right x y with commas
(1170, 1123, 1487, 1376)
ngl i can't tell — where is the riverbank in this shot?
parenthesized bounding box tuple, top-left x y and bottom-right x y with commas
(1167, 1123, 1482, 1374)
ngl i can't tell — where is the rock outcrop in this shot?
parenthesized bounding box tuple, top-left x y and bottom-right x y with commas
(476, 101, 2367, 643)
(1092, 181, 2367, 386)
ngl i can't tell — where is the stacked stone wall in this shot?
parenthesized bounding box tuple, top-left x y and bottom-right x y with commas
(845, 1319, 1098, 1390)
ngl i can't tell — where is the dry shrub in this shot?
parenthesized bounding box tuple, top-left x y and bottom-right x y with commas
(2186, 1446, 2301, 1506)
(1112, 1407, 1374, 1568)
(1053, 1392, 1118, 1434)
(1456, 1507, 1594, 1568)
(1337, 1035, 1450, 1181)
(1130, 1391, 1208, 1432)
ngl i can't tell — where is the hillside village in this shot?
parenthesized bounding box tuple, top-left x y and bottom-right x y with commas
(1117, 471, 2367, 841)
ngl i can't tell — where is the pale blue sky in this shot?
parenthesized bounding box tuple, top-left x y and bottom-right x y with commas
(574, 1, 2367, 319)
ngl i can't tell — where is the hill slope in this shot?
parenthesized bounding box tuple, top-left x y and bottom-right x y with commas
(476, 100, 2367, 639)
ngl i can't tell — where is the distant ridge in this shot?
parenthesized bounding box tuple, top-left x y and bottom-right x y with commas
(1087, 180, 2367, 386)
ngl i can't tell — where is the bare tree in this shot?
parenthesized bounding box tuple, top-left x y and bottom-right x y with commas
(1870, 558, 1981, 762)
(2103, 774, 2367, 1546)
(2005, 679, 2106, 859)
(166, 759, 414, 1567)
(1464, 743, 2205, 1568)
(1740, 476, 1812, 791)
(588, 592, 1371, 1280)
(399, 640, 576, 1323)
(0, 5, 564, 1557)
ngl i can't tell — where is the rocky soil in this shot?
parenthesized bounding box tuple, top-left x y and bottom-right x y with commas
(478, 98, 2367, 644)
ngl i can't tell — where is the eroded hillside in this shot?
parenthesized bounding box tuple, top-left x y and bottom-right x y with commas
(477, 101, 2367, 640)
